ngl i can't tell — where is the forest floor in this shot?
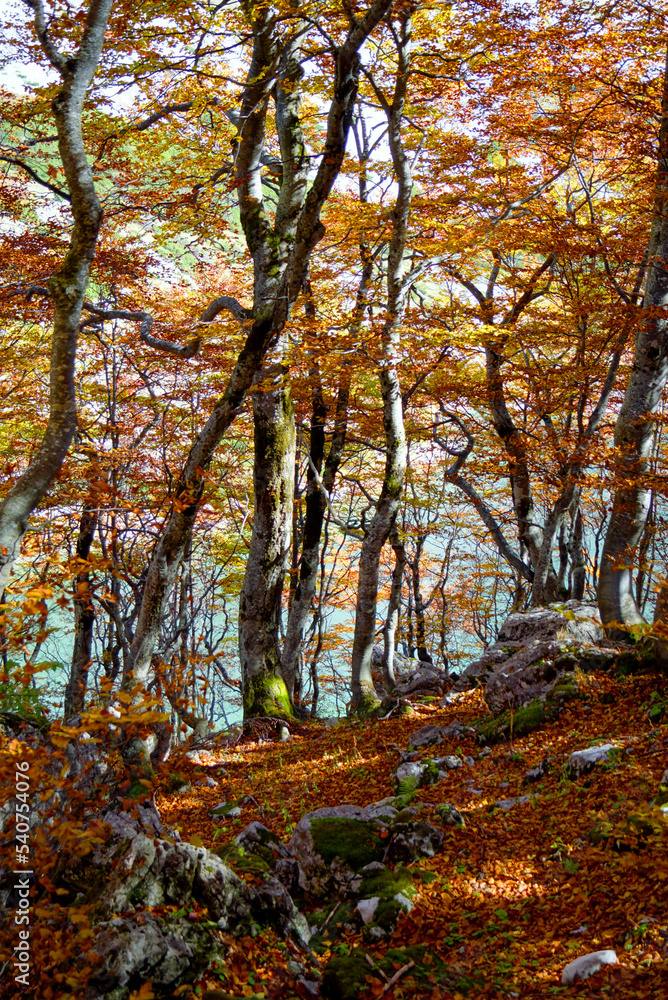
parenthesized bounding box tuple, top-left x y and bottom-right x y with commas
(156, 667, 668, 1000)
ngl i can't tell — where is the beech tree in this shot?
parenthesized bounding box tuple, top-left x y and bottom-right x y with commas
(598, 48, 668, 634)
(2, 0, 668, 734)
(0, 0, 112, 593)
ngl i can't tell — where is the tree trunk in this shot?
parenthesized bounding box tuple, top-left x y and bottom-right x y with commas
(281, 270, 362, 703)
(350, 13, 413, 712)
(569, 505, 586, 601)
(64, 505, 97, 718)
(0, 0, 111, 592)
(381, 525, 406, 693)
(410, 536, 433, 662)
(598, 49, 668, 633)
(239, 365, 296, 719)
(280, 384, 326, 706)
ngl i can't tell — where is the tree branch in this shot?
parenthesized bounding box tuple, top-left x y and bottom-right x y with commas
(0, 154, 71, 201)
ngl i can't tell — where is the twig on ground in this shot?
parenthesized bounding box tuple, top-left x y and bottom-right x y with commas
(380, 959, 415, 994)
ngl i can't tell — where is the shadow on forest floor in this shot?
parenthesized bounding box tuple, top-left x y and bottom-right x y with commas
(153, 668, 668, 999)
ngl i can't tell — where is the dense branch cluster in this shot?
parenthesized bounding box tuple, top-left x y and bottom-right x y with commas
(0, 0, 667, 733)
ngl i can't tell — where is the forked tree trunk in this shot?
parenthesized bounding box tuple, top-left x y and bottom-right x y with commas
(350, 13, 413, 712)
(598, 49, 668, 634)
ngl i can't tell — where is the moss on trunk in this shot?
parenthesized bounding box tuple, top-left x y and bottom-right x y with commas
(243, 670, 293, 720)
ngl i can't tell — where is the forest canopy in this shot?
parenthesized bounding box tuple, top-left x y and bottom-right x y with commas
(0, 0, 667, 731)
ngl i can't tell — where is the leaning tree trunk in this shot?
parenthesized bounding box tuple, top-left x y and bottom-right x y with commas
(124, 1, 392, 697)
(239, 363, 296, 719)
(0, 0, 111, 593)
(598, 49, 668, 634)
(350, 13, 413, 712)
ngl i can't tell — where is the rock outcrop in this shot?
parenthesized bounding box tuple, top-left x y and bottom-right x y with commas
(453, 602, 619, 739)
(370, 645, 451, 700)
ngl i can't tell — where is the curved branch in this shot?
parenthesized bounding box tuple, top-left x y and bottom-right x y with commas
(82, 304, 201, 359)
(433, 409, 532, 581)
(0, 154, 71, 201)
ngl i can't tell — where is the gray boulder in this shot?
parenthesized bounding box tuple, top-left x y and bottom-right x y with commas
(86, 912, 218, 999)
(566, 744, 618, 778)
(370, 645, 450, 699)
(407, 721, 471, 750)
(287, 802, 443, 897)
(454, 601, 615, 717)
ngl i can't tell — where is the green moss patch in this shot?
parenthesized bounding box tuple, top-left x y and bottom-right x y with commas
(244, 672, 293, 720)
(310, 817, 385, 871)
(321, 945, 483, 1000)
(477, 678, 584, 744)
(214, 843, 271, 878)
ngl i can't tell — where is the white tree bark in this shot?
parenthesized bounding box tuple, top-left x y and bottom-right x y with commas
(350, 13, 412, 712)
(0, 0, 112, 592)
(598, 49, 668, 632)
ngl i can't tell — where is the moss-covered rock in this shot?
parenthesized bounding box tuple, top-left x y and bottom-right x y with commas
(321, 948, 376, 1000)
(435, 802, 465, 827)
(356, 865, 432, 937)
(215, 843, 272, 878)
(310, 817, 384, 870)
(321, 945, 483, 1000)
(288, 803, 444, 897)
(477, 676, 584, 744)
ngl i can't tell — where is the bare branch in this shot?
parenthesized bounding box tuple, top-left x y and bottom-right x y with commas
(0, 154, 71, 201)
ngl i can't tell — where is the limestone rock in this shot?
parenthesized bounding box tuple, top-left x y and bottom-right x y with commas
(86, 911, 217, 998)
(395, 760, 439, 793)
(357, 896, 380, 924)
(454, 601, 616, 719)
(435, 803, 465, 826)
(288, 803, 443, 897)
(370, 645, 451, 699)
(497, 602, 605, 646)
(567, 744, 617, 778)
(389, 821, 444, 862)
(561, 949, 617, 985)
(407, 725, 446, 749)
(288, 804, 388, 896)
(524, 758, 551, 783)
(493, 795, 531, 811)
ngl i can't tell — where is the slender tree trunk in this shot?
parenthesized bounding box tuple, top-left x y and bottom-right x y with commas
(280, 388, 326, 705)
(350, 13, 413, 712)
(0, 0, 111, 592)
(410, 536, 433, 662)
(381, 524, 406, 693)
(569, 505, 586, 601)
(598, 49, 668, 633)
(281, 272, 362, 703)
(64, 505, 97, 718)
(239, 363, 296, 718)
